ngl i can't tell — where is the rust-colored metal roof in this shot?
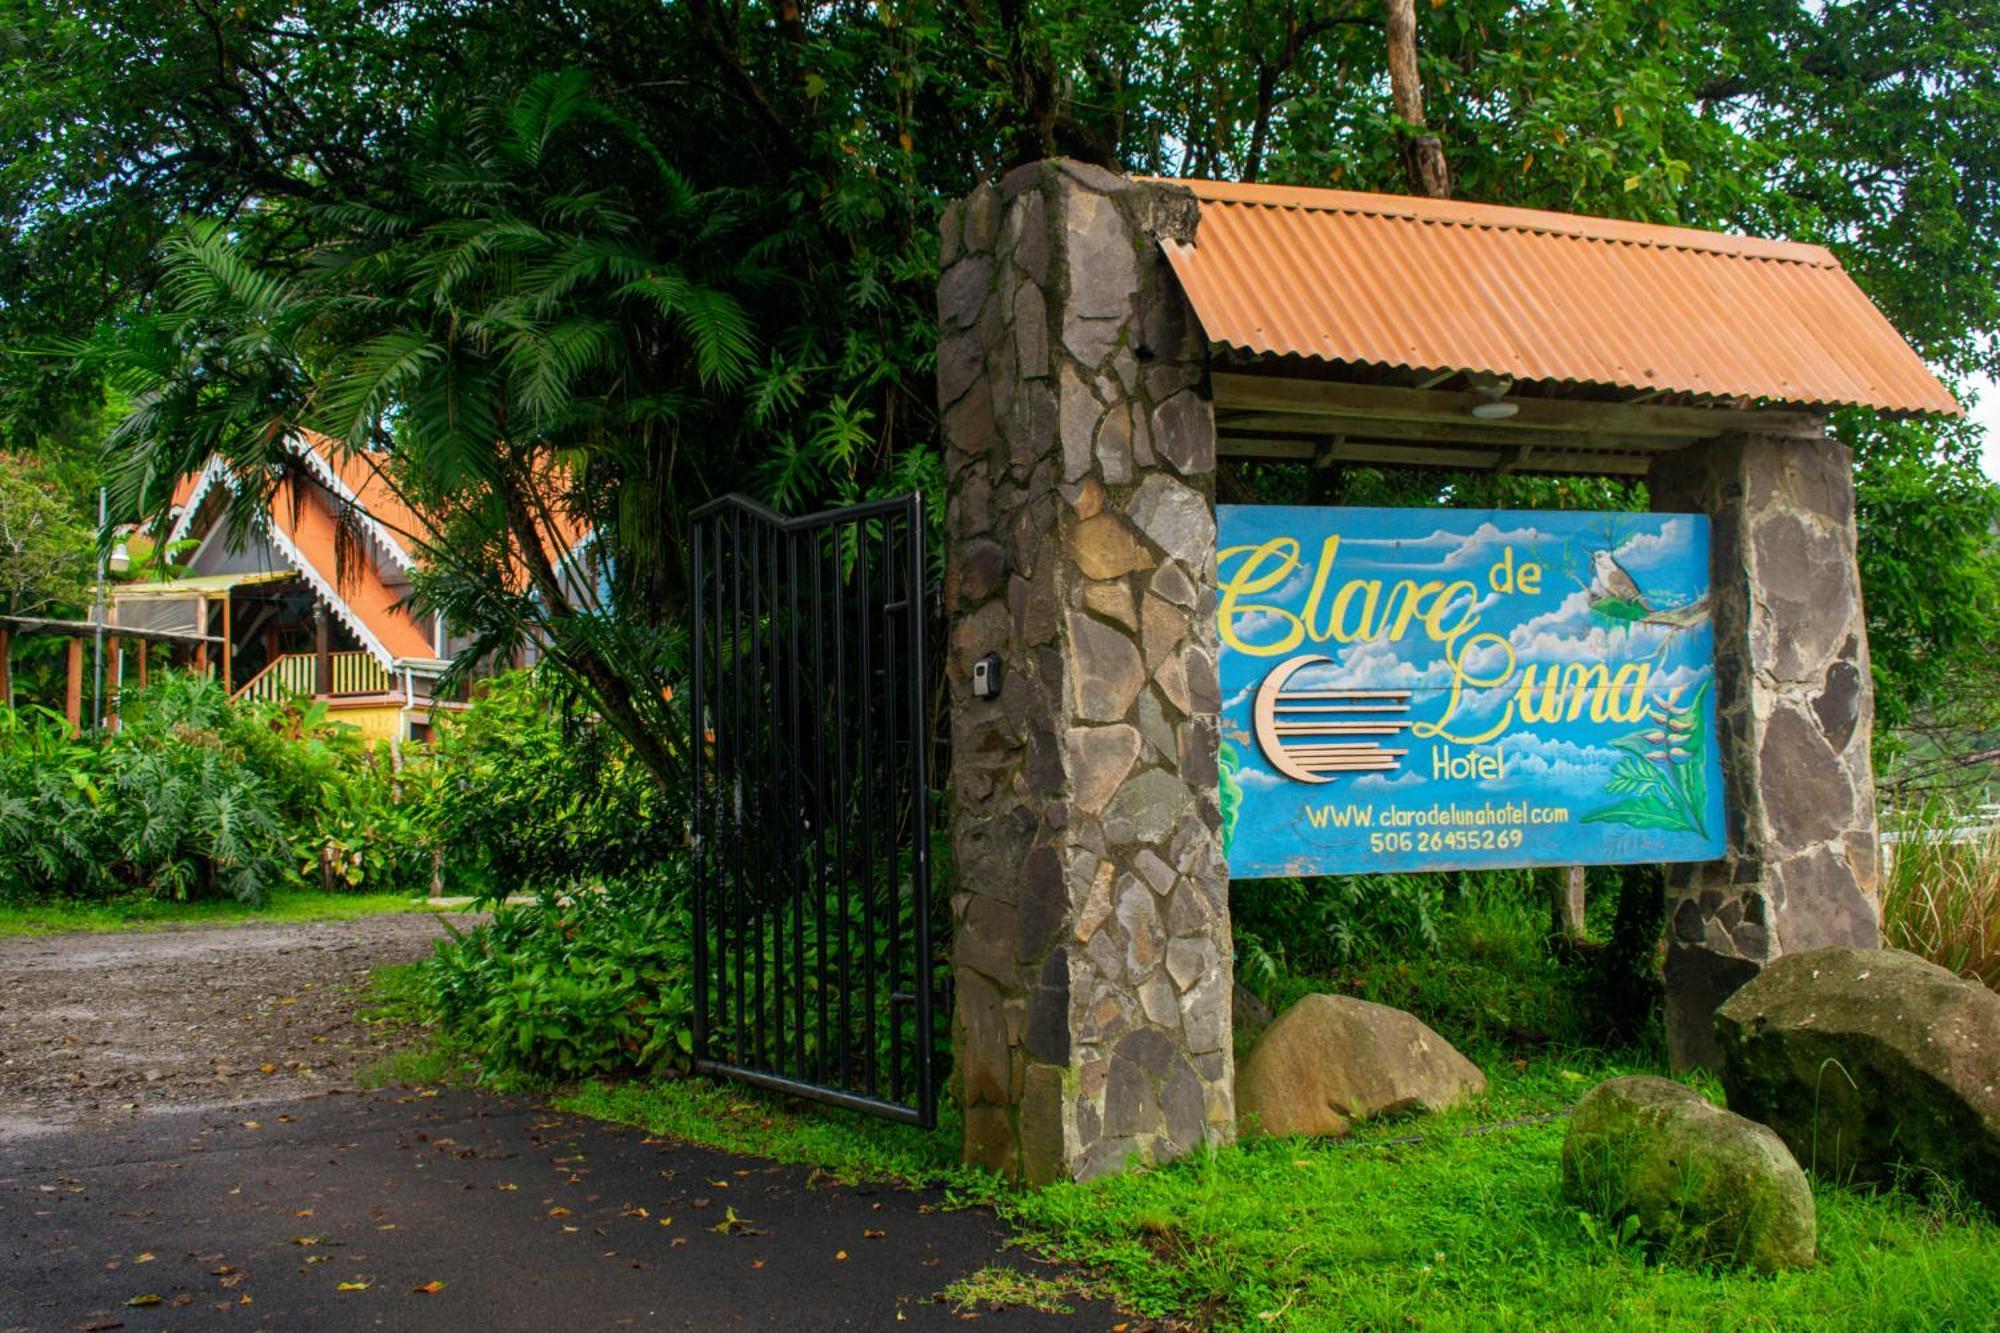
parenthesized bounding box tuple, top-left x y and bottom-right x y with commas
(1155, 178, 1959, 416)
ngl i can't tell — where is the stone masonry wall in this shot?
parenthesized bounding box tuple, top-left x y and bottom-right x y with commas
(1649, 432, 1881, 1069)
(937, 161, 1234, 1182)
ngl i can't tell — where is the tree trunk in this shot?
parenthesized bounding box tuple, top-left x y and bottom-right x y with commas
(1383, 0, 1450, 198)
(1552, 864, 1587, 942)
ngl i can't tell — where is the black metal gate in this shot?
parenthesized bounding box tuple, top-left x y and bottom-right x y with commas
(688, 493, 938, 1126)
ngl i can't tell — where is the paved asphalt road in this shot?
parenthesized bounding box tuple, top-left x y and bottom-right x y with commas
(0, 1087, 1107, 1331)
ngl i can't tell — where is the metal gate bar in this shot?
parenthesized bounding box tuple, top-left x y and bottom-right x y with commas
(688, 493, 936, 1126)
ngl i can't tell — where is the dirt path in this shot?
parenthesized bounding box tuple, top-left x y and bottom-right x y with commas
(0, 913, 466, 1141)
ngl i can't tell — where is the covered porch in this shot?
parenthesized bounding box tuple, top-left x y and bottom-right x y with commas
(104, 570, 457, 742)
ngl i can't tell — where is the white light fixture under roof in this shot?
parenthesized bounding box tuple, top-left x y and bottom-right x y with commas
(1466, 372, 1520, 419)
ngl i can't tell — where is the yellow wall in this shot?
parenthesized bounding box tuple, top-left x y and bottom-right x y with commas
(324, 699, 406, 744)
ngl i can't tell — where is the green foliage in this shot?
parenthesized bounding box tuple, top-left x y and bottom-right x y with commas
(564, 1032, 2000, 1329)
(1238, 863, 1669, 1055)
(0, 891, 457, 937)
(418, 669, 680, 900)
(0, 674, 435, 903)
(1586, 682, 1712, 836)
(0, 464, 91, 619)
(1880, 810, 2000, 991)
(6, 0, 1984, 786)
(424, 875, 693, 1082)
(1233, 872, 1446, 985)
(1851, 418, 2000, 735)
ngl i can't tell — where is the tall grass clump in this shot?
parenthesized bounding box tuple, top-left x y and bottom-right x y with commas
(1880, 809, 2000, 989)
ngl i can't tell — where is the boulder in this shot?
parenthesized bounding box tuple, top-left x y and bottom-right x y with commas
(1237, 993, 1485, 1138)
(1562, 1076, 1816, 1272)
(1231, 981, 1274, 1051)
(1714, 946, 2000, 1206)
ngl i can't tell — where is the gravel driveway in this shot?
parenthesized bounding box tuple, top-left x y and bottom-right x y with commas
(0, 913, 465, 1141)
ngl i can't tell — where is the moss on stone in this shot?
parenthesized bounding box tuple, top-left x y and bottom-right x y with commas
(1562, 1075, 1816, 1273)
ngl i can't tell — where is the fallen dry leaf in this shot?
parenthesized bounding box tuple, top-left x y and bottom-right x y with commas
(337, 1281, 370, 1292)
(835, 1250, 849, 1261)
(126, 1293, 161, 1307)
(133, 1252, 155, 1264)
(413, 1280, 446, 1294)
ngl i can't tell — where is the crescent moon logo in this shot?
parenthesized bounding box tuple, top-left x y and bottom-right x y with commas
(1251, 655, 1413, 784)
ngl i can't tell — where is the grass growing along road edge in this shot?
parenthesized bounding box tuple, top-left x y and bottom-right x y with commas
(0, 889, 476, 936)
(558, 1052, 2000, 1331)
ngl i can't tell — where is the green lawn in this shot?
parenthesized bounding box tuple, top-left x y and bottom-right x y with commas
(381, 877, 2000, 1330)
(564, 1055, 2000, 1331)
(0, 889, 469, 936)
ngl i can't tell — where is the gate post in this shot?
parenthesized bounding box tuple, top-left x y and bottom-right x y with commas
(1649, 432, 1882, 1069)
(937, 162, 1234, 1181)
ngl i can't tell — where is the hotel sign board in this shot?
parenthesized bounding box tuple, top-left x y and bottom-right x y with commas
(1216, 506, 1727, 878)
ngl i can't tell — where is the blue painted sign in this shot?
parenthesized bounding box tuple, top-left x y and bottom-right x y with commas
(1216, 506, 1726, 878)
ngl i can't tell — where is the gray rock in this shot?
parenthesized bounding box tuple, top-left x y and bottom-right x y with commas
(1563, 1076, 1816, 1273)
(1237, 993, 1485, 1138)
(1714, 946, 2000, 1206)
(1064, 188, 1138, 321)
(1126, 473, 1214, 567)
(1067, 612, 1145, 722)
(1101, 768, 1189, 848)
(1065, 724, 1141, 815)
(1150, 390, 1214, 475)
(937, 256, 993, 334)
(1013, 280, 1049, 378)
(1059, 364, 1101, 483)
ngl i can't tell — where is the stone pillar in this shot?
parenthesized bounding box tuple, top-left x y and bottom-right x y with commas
(937, 161, 1233, 1183)
(1649, 432, 1881, 1069)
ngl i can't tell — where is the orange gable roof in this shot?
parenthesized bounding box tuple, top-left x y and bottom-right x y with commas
(1155, 178, 1959, 416)
(267, 477, 436, 661)
(160, 432, 597, 665)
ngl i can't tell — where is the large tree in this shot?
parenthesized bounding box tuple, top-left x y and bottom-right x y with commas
(7, 0, 1997, 790)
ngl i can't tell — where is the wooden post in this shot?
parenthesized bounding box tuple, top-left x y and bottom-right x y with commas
(220, 594, 233, 694)
(0, 628, 11, 708)
(137, 640, 149, 687)
(106, 635, 122, 730)
(315, 607, 334, 696)
(64, 636, 84, 735)
(193, 596, 209, 676)
(1552, 866, 1587, 942)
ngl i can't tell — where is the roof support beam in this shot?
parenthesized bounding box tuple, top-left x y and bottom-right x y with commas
(1210, 372, 1826, 440)
(1216, 411, 1699, 453)
(1217, 435, 1658, 476)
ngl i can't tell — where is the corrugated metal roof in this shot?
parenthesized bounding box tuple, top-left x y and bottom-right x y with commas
(1154, 178, 1959, 416)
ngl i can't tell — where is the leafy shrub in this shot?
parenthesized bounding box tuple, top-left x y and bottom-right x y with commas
(419, 670, 680, 900)
(425, 873, 693, 1080)
(1881, 810, 2000, 989)
(0, 675, 434, 902)
(1233, 872, 1445, 988)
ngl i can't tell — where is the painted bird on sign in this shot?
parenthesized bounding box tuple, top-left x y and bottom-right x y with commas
(1589, 548, 1652, 612)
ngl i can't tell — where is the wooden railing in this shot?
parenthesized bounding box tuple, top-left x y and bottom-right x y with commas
(233, 651, 392, 702)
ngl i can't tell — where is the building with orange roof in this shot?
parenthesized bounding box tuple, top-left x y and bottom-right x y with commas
(110, 430, 596, 743)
